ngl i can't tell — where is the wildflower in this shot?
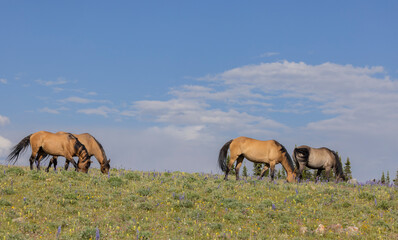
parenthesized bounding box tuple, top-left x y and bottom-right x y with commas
(296, 189, 298, 195)
(96, 227, 100, 240)
(375, 198, 377, 206)
(56, 226, 61, 238)
(272, 203, 276, 210)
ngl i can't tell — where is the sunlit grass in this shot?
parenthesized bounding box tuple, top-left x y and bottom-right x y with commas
(0, 165, 397, 239)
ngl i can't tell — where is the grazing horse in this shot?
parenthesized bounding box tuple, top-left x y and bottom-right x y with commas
(293, 145, 346, 182)
(6, 131, 92, 173)
(45, 132, 110, 174)
(218, 136, 296, 183)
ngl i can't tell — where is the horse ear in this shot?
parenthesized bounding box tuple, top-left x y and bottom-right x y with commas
(108, 159, 111, 163)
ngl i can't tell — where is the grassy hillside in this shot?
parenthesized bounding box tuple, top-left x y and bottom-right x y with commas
(0, 165, 397, 239)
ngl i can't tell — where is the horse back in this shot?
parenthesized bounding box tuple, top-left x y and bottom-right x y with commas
(231, 137, 281, 162)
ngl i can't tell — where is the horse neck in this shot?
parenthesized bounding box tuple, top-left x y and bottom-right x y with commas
(280, 155, 295, 176)
(90, 144, 106, 165)
(75, 143, 89, 160)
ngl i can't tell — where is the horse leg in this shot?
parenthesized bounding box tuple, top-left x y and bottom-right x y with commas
(269, 163, 276, 181)
(46, 156, 56, 172)
(234, 156, 244, 180)
(35, 150, 47, 171)
(297, 164, 306, 182)
(258, 163, 270, 180)
(66, 157, 78, 170)
(29, 153, 37, 170)
(325, 167, 332, 182)
(315, 169, 322, 182)
(224, 154, 239, 180)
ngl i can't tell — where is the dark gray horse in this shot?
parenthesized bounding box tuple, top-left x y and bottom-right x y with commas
(293, 145, 346, 182)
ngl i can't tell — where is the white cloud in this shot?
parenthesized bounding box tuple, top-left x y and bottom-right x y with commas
(77, 106, 119, 117)
(259, 52, 280, 58)
(39, 107, 61, 114)
(0, 135, 12, 157)
(0, 78, 7, 84)
(0, 115, 10, 126)
(36, 77, 68, 86)
(60, 96, 110, 104)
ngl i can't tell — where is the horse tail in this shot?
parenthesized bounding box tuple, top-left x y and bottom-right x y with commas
(275, 141, 295, 172)
(292, 148, 299, 168)
(6, 134, 32, 164)
(218, 140, 233, 172)
(332, 151, 345, 180)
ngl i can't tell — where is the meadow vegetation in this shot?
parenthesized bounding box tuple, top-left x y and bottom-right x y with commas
(0, 165, 397, 239)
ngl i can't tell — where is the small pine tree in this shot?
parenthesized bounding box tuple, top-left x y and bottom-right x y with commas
(301, 169, 309, 180)
(381, 171, 386, 184)
(242, 164, 248, 178)
(386, 171, 390, 184)
(277, 169, 282, 179)
(395, 170, 398, 185)
(253, 163, 263, 176)
(344, 157, 352, 180)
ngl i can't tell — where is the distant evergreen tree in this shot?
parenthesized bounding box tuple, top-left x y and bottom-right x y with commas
(386, 171, 390, 185)
(394, 170, 398, 186)
(381, 171, 386, 184)
(253, 162, 263, 176)
(242, 164, 248, 178)
(281, 168, 286, 178)
(301, 169, 310, 180)
(344, 157, 352, 180)
(277, 169, 282, 179)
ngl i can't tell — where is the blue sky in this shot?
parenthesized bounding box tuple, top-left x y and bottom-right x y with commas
(1, 1, 397, 181)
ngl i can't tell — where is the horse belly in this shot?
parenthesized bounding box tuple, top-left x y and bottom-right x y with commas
(307, 161, 324, 169)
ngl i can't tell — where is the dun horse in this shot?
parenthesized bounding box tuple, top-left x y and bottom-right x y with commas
(45, 132, 110, 174)
(293, 145, 346, 182)
(7, 131, 92, 173)
(218, 136, 296, 183)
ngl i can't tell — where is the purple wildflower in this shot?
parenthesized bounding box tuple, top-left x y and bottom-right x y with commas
(284, 198, 287, 204)
(295, 189, 298, 195)
(272, 203, 276, 210)
(375, 198, 377, 206)
(108, 171, 110, 179)
(56, 226, 61, 238)
(95, 227, 100, 240)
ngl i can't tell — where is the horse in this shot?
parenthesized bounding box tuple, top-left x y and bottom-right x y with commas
(218, 136, 296, 183)
(6, 131, 92, 173)
(293, 145, 346, 182)
(45, 132, 110, 174)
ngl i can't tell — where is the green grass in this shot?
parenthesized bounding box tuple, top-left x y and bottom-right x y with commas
(0, 165, 397, 239)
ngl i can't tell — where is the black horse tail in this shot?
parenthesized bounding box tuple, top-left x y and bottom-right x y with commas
(292, 148, 299, 168)
(332, 151, 346, 181)
(6, 134, 32, 164)
(218, 140, 233, 172)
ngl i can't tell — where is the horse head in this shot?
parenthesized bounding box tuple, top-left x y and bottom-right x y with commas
(101, 159, 111, 174)
(287, 171, 297, 183)
(77, 158, 93, 173)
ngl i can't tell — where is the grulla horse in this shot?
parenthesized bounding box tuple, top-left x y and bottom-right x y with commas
(293, 145, 346, 182)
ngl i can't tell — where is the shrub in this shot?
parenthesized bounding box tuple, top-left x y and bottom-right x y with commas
(108, 177, 124, 187)
(6, 167, 25, 176)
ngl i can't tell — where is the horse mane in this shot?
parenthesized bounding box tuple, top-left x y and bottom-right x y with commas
(90, 134, 107, 161)
(331, 150, 345, 179)
(274, 140, 295, 172)
(69, 134, 89, 160)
